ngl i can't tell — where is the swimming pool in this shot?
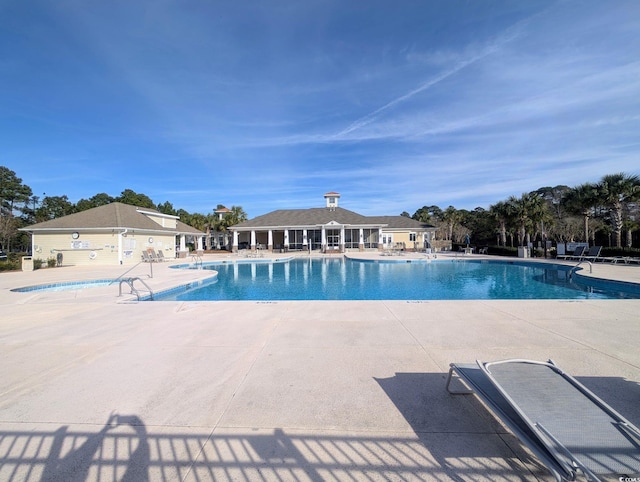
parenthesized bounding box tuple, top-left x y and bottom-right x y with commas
(156, 258, 640, 301)
(11, 279, 117, 293)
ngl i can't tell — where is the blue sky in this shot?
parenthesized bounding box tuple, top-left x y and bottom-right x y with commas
(1, 1, 639, 218)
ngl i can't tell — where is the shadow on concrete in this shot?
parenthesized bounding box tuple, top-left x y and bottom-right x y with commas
(0, 409, 542, 481)
(3, 374, 639, 481)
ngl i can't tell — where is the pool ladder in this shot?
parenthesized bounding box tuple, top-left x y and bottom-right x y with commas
(191, 253, 203, 268)
(118, 277, 154, 300)
(569, 259, 593, 279)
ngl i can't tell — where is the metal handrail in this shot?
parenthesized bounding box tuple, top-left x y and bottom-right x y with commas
(569, 259, 592, 278)
(191, 254, 203, 268)
(110, 260, 153, 285)
(118, 277, 154, 301)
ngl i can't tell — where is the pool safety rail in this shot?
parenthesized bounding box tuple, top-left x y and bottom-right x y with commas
(119, 277, 154, 301)
(569, 259, 593, 279)
(191, 252, 203, 268)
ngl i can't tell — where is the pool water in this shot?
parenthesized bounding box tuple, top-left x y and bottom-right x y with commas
(11, 279, 117, 293)
(158, 258, 640, 301)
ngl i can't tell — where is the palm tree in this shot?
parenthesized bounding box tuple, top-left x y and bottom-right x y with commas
(506, 194, 529, 246)
(596, 173, 640, 248)
(528, 194, 552, 247)
(489, 200, 510, 246)
(441, 206, 462, 242)
(223, 206, 248, 228)
(506, 192, 548, 247)
(563, 182, 599, 244)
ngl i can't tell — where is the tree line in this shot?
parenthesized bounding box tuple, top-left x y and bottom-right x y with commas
(0, 166, 247, 252)
(407, 173, 640, 251)
(2, 165, 639, 254)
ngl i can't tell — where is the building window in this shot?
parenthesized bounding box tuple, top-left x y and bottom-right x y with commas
(288, 230, 304, 250)
(344, 229, 359, 249)
(362, 229, 379, 248)
(409, 232, 417, 242)
(307, 230, 322, 250)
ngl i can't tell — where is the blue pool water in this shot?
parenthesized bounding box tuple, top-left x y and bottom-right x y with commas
(157, 258, 640, 301)
(12, 279, 117, 293)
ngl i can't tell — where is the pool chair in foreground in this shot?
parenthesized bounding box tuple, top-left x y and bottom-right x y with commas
(446, 359, 640, 481)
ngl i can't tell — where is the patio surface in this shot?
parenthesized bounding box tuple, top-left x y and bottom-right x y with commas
(1, 252, 639, 481)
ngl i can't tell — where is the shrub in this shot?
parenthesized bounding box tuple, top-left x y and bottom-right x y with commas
(486, 246, 519, 257)
(0, 260, 20, 272)
(33, 258, 44, 270)
(601, 247, 640, 258)
(47, 257, 57, 268)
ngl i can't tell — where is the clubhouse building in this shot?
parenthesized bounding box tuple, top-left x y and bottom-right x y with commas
(20, 202, 204, 266)
(229, 193, 436, 253)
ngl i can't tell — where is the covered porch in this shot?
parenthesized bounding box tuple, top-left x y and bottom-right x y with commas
(231, 224, 385, 254)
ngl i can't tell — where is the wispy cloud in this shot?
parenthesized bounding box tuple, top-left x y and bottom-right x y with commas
(2, 0, 640, 217)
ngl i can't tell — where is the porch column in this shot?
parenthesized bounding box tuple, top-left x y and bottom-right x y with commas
(232, 231, 239, 253)
(378, 228, 383, 251)
(284, 229, 289, 250)
(321, 227, 326, 252)
(359, 228, 364, 252)
(197, 236, 203, 251)
(268, 230, 273, 252)
(180, 235, 186, 251)
(340, 226, 345, 253)
(250, 230, 256, 251)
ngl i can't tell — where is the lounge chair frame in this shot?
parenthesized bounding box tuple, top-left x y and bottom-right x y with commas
(446, 359, 640, 481)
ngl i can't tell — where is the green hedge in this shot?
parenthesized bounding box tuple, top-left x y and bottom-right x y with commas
(0, 260, 21, 272)
(484, 246, 519, 257)
(600, 247, 640, 258)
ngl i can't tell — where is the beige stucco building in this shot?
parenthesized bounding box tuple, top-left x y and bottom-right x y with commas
(20, 203, 205, 266)
(230, 192, 436, 253)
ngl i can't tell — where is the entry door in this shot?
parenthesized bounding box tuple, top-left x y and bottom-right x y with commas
(327, 229, 340, 250)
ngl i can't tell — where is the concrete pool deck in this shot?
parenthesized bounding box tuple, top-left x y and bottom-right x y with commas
(1, 252, 639, 481)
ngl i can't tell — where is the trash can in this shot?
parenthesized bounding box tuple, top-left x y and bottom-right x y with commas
(22, 256, 34, 271)
(517, 246, 530, 258)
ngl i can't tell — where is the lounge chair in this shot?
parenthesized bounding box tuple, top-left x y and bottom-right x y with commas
(141, 251, 153, 262)
(567, 245, 587, 260)
(582, 245, 601, 262)
(556, 243, 568, 260)
(156, 250, 165, 261)
(605, 256, 640, 264)
(446, 359, 640, 481)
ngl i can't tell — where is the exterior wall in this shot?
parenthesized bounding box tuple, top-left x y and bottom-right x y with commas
(146, 213, 177, 229)
(382, 230, 416, 250)
(31, 231, 177, 266)
(381, 230, 438, 251)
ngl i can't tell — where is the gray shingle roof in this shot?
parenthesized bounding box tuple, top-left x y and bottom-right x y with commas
(366, 216, 433, 230)
(21, 202, 204, 234)
(232, 207, 369, 229)
(233, 207, 433, 230)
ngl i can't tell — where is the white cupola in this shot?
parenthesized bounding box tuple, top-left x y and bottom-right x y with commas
(324, 192, 340, 210)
